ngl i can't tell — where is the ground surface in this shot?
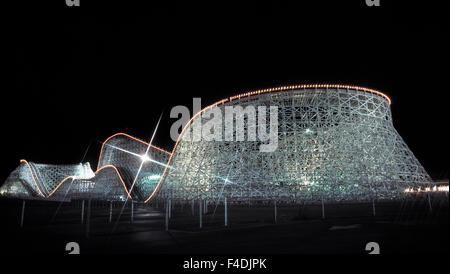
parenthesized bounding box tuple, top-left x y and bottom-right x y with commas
(0, 195, 448, 254)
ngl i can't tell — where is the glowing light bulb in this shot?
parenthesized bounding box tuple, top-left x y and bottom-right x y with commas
(141, 154, 151, 162)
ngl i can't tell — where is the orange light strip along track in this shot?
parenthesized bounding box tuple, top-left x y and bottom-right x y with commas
(20, 160, 132, 199)
(20, 159, 45, 197)
(19, 134, 170, 201)
(143, 84, 391, 203)
(47, 165, 132, 199)
(96, 132, 172, 171)
(228, 84, 391, 105)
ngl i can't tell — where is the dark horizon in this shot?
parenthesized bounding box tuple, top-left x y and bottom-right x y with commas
(6, 1, 449, 182)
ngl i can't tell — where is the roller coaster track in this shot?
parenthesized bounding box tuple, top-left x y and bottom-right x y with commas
(16, 84, 391, 202)
(143, 84, 391, 202)
(19, 133, 171, 200)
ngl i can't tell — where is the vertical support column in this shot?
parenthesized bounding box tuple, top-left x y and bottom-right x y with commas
(274, 200, 277, 224)
(109, 201, 113, 223)
(168, 199, 172, 219)
(81, 200, 85, 224)
(204, 200, 207, 214)
(165, 200, 169, 231)
(20, 200, 26, 228)
(224, 197, 228, 227)
(85, 199, 91, 238)
(372, 199, 376, 217)
(191, 199, 195, 216)
(427, 193, 432, 213)
(199, 199, 203, 229)
(131, 201, 134, 224)
(321, 196, 325, 219)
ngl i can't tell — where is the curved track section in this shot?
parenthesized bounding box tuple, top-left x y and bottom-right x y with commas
(49, 165, 132, 201)
(0, 84, 430, 203)
(96, 133, 171, 200)
(149, 84, 430, 203)
(0, 134, 170, 201)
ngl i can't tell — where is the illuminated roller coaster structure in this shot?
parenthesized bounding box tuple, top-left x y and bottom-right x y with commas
(154, 84, 431, 204)
(0, 84, 432, 204)
(0, 133, 170, 201)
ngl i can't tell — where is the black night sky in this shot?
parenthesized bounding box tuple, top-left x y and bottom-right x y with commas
(6, 1, 448, 182)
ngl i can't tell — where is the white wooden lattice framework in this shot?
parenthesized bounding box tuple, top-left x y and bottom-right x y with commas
(157, 86, 431, 203)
